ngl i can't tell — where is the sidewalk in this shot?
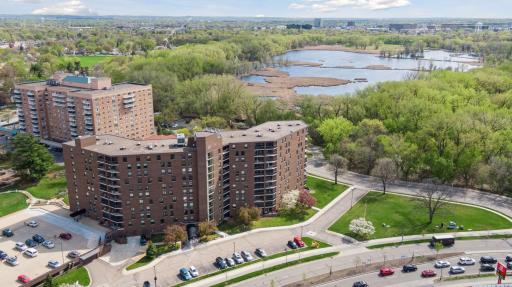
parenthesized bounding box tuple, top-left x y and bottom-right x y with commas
(364, 229, 512, 246)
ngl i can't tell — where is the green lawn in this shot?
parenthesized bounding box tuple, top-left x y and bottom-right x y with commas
(306, 176, 348, 208)
(59, 55, 115, 68)
(0, 192, 28, 216)
(329, 192, 512, 240)
(252, 209, 317, 229)
(126, 244, 177, 270)
(26, 165, 67, 200)
(53, 267, 90, 286)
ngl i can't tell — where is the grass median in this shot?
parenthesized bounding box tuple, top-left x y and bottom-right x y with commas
(306, 176, 348, 208)
(174, 237, 331, 287)
(367, 233, 512, 249)
(329, 191, 512, 240)
(210, 252, 340, 287)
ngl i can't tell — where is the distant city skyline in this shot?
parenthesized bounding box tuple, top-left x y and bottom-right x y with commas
(2, 0, 512, 19)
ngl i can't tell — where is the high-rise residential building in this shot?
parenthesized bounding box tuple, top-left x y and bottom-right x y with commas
(314, 18, 323, 28)
(63, 121, 307, 237)
(12, 72, 154, 143)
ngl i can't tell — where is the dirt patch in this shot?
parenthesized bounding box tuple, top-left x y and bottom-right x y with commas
(282, 61, 323, 67)
(284, 252, 464, 287)
(243, 68, 351, 101)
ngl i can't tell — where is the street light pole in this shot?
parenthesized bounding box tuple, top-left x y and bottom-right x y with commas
(153, 266, 157, 287)
(233, 241, 235, 254)
(351, 188, 354, 208)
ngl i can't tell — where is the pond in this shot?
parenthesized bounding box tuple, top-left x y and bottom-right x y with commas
(245, 49, 480, 96)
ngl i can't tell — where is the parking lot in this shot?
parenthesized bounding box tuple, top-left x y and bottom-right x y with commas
(0, 206, 107, 287)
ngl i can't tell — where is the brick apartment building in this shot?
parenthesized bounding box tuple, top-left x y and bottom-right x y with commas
(63, 121, 307, 236)
(13, 73, 154, 142)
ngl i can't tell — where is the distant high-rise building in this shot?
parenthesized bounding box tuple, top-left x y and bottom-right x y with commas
(347, 21, 356, 27)
(13, 73, 155, 143)
(314, 18, 323, 28)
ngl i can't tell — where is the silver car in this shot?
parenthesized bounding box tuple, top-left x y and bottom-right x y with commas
(6, 256, 18, 266)
(42, 240, 55, 249)
(232, 252, 244, 264)
(241, 251, 254, 262)
(458, 257, 475, 265)
(434, 260, 451, 268)
(450, 266, 465, 274)
(26, 220, 39, 228)
(48, 260, 61, 269)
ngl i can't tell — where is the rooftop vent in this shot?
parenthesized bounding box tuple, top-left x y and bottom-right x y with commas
(136, 142, 141, 146)
(257, 133, 263, 137)
(120, 146, 126, 150)
(242, 133, 247, 136)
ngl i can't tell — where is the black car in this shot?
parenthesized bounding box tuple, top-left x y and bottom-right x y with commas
(143, 281, 151, 287)
(287, 240, 298, 249)
(32, 234, 45, 244)
(140, 236, 147, 246)
(353, 281, 369, 287)
(480, 264, 495, 272)
(506, 255, 512, 262)
(2, 228, 14, 237)
(255, 248, 267, 257)
(215, 257, 227, 269)
(402, 264, 418, 272)
(507, 262, 512, 269)
(0, 250, 7, 260)
(25, 239, 37, 248)
(480, 256, 497, 264)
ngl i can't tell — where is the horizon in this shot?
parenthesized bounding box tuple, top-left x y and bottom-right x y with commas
(2, 0, 512, 19)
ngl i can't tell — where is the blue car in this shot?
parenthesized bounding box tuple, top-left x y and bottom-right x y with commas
(287, 240, 298, 249)
(25, 239, 37, 248)
(2, 229, 14, 237)
(0, 250, 7, 260)
(180, 268, 192, 281)
(33, 234, 45, 244)
(215, 257, 228, 269)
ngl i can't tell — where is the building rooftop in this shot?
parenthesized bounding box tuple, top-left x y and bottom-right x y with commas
(65, 121, 307, 156)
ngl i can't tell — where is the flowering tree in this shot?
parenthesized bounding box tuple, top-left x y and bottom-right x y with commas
(348, 217, 375, 240)
(281, 190, 300, 210)
(297, 190, 316, 208)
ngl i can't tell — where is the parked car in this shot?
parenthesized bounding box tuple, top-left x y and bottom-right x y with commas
(434, 260, 451, 268)
(33, 234, 45, 243)
(480, 256, 497, 264)
(179, 267, 192, 281)
(68, 250, 80, 258)
(402, 264, 417, 272)
(15, 242, 27, 251)
(0, 250, 7, 260)
(447, 221, 457, 229)
(143, 281, 151, 287)
(458, 257, 476, 265)
(379, 267, 394, 276)
(25, 248, 38, 258)
(287, 240, 298, 249)
(450, 266, 465, 274)
(17, 275, 30, 283)
(506, 254, 512, 262)
(216, 257, 227, 269)
(26, 220, 39, 228)
(225, 257, 235, 267)
(6, 256, 18, 266)
(25, 239, 37, 248)
(2, 228, 14, 237)
(255, 248, 267, 257)
(241, 251, 254, 262)
(189, 266, 199, 277)
(421, 269, 436, 277)
(232, 252, 244, 264)
(48, 260, 60, 269)
(507, 262, 512, 269)
(481, 264, 495, 272)
(42, 240, 55, 249)
(59, 233, 73, 240)
(352, 281, 369, 287)
(293, 236, 305, 248)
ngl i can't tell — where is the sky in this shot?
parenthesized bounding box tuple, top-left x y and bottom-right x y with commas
(2, 0, 512, 18)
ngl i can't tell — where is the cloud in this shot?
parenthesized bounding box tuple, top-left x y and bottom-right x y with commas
(32, 0, 96, 15)
(289, 0, 411, 12)
(255, 14, 265, 18)
(10, 0, 43, 3)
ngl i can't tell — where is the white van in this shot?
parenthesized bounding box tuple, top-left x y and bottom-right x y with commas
(25, 248, 38, 257)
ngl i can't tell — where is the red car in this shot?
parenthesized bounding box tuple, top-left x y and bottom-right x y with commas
(421, 269, 437, 277)
(293, 236, 305, 248)
(379, 267, 395, 276)
(18, 275, 31, 283)
(59, 233, 72, 240)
